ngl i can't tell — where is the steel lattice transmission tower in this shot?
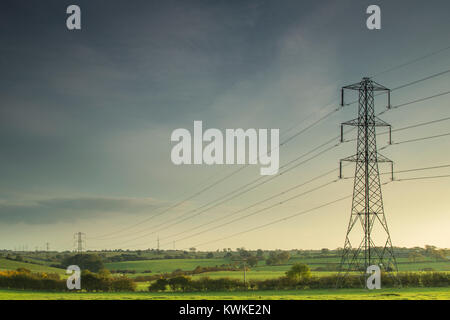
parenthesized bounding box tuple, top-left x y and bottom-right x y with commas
(73, 232, 86, 253)
(338, 77, 398, 279)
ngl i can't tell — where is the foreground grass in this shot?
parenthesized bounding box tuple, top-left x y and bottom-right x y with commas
(0, 287, 448, 300)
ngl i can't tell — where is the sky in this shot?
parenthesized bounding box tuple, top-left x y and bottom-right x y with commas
(0, 0, 449, 251)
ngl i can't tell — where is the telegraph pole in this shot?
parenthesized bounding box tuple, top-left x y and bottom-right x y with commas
(338, 77, 398, 285)
(243, 261, 246, 287)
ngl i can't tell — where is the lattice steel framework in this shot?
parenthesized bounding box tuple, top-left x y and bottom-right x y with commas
(74, 232, 86, 253)
(338, 78, 398, 281)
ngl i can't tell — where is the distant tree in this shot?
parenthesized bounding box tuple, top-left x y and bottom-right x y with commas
(168, 276, 191, 292)
(149, 278, 168, 292)
(206, 252, 214, 259)
(256, 249, 264, 258)
(239, 250, 251, 258)
(424, 245, 437, 257)
(62, 254, 104, 272)
(408, 251, 424, 263)
(278, 251, 290, 264)
(431, 249, 447, 261)
(286, 263, 311, 281)
(247, 256, 258, 267)
(265, 251, 290, 265)
(189, 247, 196, 253)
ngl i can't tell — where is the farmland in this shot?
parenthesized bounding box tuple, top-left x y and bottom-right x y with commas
(0, 258, 66, 275)
(0, 247, 448, 299)
(103, 255, 450, 281)
(0, 287, 448, 300)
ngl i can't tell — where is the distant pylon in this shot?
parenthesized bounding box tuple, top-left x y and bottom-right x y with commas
(338, 77, 398, 284)
(73, 232, 86, 253)
(157, 235, 160, 252)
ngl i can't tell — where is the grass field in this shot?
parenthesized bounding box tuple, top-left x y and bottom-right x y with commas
(1, 254, 448, 300)
(0, 258, 65, 275)
(105, 258, 229, 274)
(0, 287, 448, 300)
(2, 256, 448, 282)
(105, 257, 449, 280)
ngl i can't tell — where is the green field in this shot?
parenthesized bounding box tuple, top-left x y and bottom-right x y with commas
(2, 256, 448, 282)
(0, 258, 65, 275)
(0, 252, 449, 300)
(105, 258, 229, 274)
(0, 287, 448, 300)
(104, 257, 449, 280)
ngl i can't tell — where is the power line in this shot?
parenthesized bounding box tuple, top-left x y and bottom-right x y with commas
(380, 131, 450, 149)
(391, 164, 450, 174)
(189, 194, 354, 249)
(348, 163, 450, 179)
(384, 90, 450, 112)
(395, 174, 450, 181)
(92, 71, 450, 247)
(96, 141, 344, 248)
(92, 102, 342, 240)
(370, 44, 450, 78)
(160, 165, 349, 243)
(281, 100, 337, 138)
(158, 179, 339, 248)
(390, 69, 450, 91)
(344, 113, 450, 143)
(90, 166, 248, 240)
(280, 107, 340, 146)
(390, 116, 450, 133)
(93, 123, 355, 244)
(93, 86, 450, 247)
(169, 160, 447, 251)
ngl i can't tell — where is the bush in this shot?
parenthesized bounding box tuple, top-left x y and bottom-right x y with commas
(168, 276, 191, 292)
(149, 278, 168, 292)
(62, 254, 104, 273)
(0, 269, 65, 291)
(145, 272, 450, 292)
(286, 263, 311, 281)
(81, 270, 136, 292)
(111, 277, 136, 292)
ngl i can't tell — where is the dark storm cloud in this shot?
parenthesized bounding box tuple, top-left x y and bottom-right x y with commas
(1, 0, 450, 239)
(0, 0, 330, 198)
(0, 196, 166, 224)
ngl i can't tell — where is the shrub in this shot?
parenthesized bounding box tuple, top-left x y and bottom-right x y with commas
(62, 254, 104, 273)
(286, 263, 311, 281)
(149, 278, 168, 292)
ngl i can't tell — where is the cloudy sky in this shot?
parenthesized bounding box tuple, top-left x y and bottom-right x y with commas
(0, 0, 449, 251)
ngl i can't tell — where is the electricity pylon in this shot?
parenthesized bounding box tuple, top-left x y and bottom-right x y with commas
(338, 77, 398, 284)
(73, 232, 86, 253)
